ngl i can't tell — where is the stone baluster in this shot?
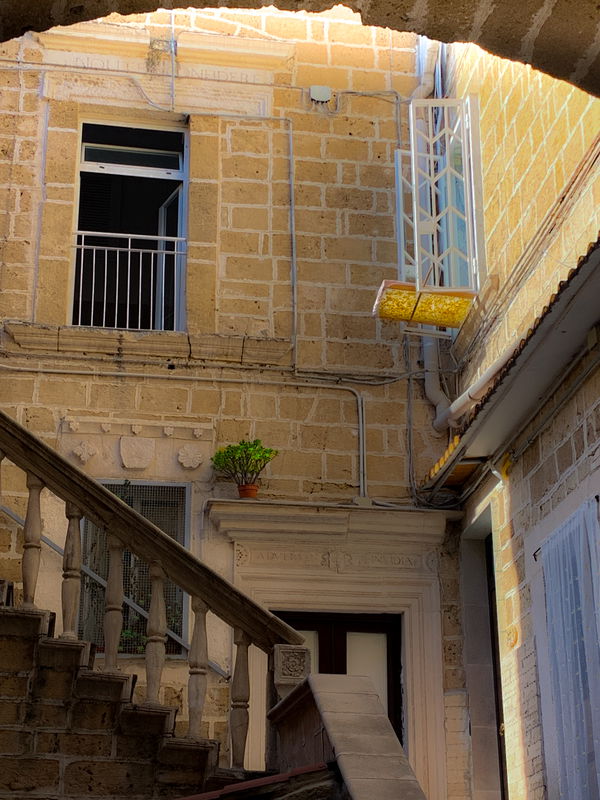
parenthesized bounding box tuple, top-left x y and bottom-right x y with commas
(22, 473, 44, 608)
(230, 627, 251, 769)
(103, 533, 124, 671)
(188, 596, 209, 739)
(61, 502, 83, 639)
(145, 561, 167, 703)
(265, 653, 279, 772)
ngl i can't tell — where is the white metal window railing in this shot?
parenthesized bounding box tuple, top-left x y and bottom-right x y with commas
(397, 97, 484, 293)
(72, 230, 186, 331)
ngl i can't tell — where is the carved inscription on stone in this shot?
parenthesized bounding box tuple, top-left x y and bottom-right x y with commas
(238, 548, 424, 573)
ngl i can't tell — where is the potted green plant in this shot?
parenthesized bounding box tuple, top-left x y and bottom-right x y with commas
(211, 439, 278, 499)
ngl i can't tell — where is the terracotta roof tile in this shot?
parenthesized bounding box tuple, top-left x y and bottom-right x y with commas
(421, 235, 600, 487)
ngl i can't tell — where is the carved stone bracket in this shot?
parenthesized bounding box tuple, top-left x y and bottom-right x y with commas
(73, 440, 97, 464)
(273, 644, 311, 701)
(178, 443, 204, 469)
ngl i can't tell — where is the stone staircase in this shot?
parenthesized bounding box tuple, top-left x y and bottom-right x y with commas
(0, 409, 428, 800)
(0, 607, 220, 799)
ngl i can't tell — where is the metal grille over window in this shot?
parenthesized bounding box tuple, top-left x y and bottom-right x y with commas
(78, 483, 187, 655)
(374, 97, 485, 330)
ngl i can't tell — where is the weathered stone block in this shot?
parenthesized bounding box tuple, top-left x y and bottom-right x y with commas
(0, 757, 60, 793)
(64, 760, 154, 795)
(0, 699, 21, 724)
(26, 701, 68, 728)
(36, 732, 112, 757)
(71, 699, 117, 731)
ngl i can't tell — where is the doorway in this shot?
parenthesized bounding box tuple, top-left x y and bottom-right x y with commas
(274, 610, 403, 742)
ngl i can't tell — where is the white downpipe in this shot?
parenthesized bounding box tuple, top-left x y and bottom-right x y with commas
(433, 344, 516, 431)
(423, 336, 450, 421)
(411, 37, 440, 100)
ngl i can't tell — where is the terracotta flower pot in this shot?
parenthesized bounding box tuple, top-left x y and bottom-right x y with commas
(238, 483, 259, 499)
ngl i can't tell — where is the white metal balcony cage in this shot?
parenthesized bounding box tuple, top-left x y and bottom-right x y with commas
(375, 97, 485, 330)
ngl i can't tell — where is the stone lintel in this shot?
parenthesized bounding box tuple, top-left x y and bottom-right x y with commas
(210, 501, 452, 546)
(39, 24, 294, 71)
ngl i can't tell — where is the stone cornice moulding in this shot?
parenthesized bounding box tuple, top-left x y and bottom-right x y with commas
(212, 505, 349, 540)
(38, 25, 294, 71)
(3, 323, 293, 367)
(210, 502, 452, 546)
(59, 417, 213, 442)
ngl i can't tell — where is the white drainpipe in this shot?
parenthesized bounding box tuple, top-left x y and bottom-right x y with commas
(433, 345, 516, 431)
(423, 336, 450, 422)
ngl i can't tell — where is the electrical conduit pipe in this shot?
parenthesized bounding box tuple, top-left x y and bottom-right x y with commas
(433, 344, 516, 431)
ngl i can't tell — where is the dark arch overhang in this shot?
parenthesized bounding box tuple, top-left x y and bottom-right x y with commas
(0, 1, 598, 96)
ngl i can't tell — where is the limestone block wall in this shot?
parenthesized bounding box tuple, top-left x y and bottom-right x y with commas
(0, 7, 441, 502)
(0, 6, 466, 789)
(464, 348, 600, 799)
(446, 43, 600, 379)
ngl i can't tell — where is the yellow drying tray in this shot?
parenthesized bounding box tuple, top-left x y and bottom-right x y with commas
(373, 280, 476, 328)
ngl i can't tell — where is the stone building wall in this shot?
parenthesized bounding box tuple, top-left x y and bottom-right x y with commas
(0, 8, 442, 505)
(463, 346, 600, 800)
(448, 41, 600, 800)
(447, 43, 600, 378)
(0, 8, 463, 795)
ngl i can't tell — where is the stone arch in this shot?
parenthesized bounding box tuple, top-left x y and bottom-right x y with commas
(0, 1, 598, 96)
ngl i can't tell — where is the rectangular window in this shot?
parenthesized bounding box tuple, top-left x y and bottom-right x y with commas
(72, 123, 186, 331)
(374, 96, 485, 331)
(78, 482, 188, 656)
(540, 498, 600, 798)
(397, 97, 485, 294)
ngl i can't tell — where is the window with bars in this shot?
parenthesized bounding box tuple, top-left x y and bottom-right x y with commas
(78, 482, 188, 656)
(374, 95, 485, 331)
(401, 97, 485, 293)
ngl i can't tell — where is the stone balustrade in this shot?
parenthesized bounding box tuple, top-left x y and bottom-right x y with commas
(0, 409, 307, 768)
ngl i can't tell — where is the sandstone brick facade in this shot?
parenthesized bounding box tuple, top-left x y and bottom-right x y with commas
(447, 42, 600, 800)
(0, 7, 598, 800)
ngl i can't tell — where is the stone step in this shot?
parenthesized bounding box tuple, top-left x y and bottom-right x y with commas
(31, 639, 92, 704)
(156, 737, 220, 796)
(0, 609, 56, 676)
(0, 607, 53, 638)
(119, 702, 178, 738)
(75, 669, 134, 703)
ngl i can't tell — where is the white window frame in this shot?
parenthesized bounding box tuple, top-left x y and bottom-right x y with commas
(80, 141, 185, 181)
(72, 120, 189, 332)
(396, 95, 486, 293)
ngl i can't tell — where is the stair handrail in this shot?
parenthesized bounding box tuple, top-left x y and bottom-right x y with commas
(0, 503, 233, 672)
(0, 409, 302, 652)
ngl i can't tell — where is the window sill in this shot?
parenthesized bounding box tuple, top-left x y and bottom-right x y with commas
(3, 322, 293, 366)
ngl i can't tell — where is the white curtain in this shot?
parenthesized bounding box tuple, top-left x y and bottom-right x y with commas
(541, 498, 600, 799)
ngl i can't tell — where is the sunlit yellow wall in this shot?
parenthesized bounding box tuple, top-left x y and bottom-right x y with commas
(448, 43, 599, 377)
(451, 42, 600, 800)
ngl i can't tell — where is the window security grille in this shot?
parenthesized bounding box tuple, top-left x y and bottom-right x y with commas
(78, 483, 187, 655)
(397, 97, 485, 293)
